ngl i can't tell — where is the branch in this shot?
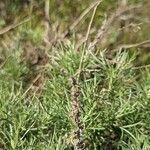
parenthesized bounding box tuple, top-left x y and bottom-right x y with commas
(113, 39, 150, 51)
(62, 0, 101, 39)
(0, 17, 31, 35)
(49, 0, 101, 49)
(89, 4, 141, 49)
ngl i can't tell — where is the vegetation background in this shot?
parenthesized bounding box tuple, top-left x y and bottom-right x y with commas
(0, 0, 149, 149)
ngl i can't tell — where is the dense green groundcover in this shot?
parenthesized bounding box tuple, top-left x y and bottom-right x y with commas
(0, 1, 149, 149)
(0, 45, 149, 149)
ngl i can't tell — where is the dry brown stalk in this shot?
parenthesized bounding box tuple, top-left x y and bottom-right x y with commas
(89, 4, 141, 49)
(63, 0, 101, 38)
(112, 39, 150, 51)
(48, 0, 101, 49)
(43, 0, 51, 48)
(0, 17, 31, 35)
(84, 1, 102, 48)
(77, 1, 101, 83)
(69, 77, 84, 150)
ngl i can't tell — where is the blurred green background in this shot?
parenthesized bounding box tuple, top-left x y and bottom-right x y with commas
(0, 0, 149, 64)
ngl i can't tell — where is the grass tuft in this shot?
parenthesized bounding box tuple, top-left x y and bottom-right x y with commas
(0, 44, 150, 149)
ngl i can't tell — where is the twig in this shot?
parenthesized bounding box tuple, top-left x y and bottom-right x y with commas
(48, 0, 102, 49)
(84, 1, 101, 48)
(75, 28, 96, 50)
(43, 0, 51, 48)
(0, 17, 31, 35)
(112, 39, 150, 51)
(89, 5, 141, 49)
(78, 1, 101, 82)
(44, 0, 50, 21)
(62, 0, 101, 38)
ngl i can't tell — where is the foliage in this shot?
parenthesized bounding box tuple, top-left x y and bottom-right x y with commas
(0, 0, 150, 149)
(0, 44, 150, 149)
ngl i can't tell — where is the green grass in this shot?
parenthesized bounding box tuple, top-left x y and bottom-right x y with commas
(0, 43, 149, 150)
